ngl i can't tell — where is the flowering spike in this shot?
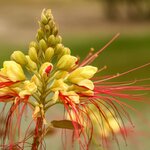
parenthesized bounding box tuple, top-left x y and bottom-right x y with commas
(0, 8, 150, 150)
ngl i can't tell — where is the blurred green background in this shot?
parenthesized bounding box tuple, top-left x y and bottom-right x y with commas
(0, 0, 150, 149)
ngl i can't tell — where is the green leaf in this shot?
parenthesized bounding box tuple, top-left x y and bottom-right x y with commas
(51, 120, 82, 130)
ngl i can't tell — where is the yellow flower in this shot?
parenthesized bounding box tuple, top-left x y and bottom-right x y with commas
(60, 91, 80, 104)
(67, 66, 97, 89)
(89, 105, 120, 138)
(50, 79, 68, 92)
(0, 61, 26, 82)
(19, 81, 37, 98)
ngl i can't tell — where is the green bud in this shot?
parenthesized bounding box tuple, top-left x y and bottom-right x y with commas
(56, 36, 62, 44)
(41, 10, 48, 24)
(48, 35, 56, 46)
(39, 39, 47, 52)
(49, 20, 55, 29)
(52, 27, 58, 36)
(11, 51, 27, 65)
(26, 56, 37, 71)
(63, 47, 71, 55)
(45, 25, 50, 31)
(29, 41, 38, 50)
(37, 29, 44, 41)
(28, 47, 38, 62)
(55, 44, 64, 54)
(45, 9, 53, 20)
(45, 47, 54, 61)
(56, 55, 77, 70)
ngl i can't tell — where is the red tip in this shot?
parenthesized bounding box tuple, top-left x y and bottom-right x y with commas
(45, 65, 53, 75)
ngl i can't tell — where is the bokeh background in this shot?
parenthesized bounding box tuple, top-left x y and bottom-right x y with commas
(0, 0, 150, 149)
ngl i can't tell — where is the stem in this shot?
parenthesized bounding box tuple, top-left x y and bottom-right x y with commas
(31, 117, 43, 150)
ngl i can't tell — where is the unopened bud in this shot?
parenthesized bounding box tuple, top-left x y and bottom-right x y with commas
(63, 47, 71, 55)
(39, 62, 53, 77)
(11, 51, 27, 65)
(45, 47, 54, 61)
(45, 24, 50, 31)
(26, 56, 37, 71)
(45, 9, 53, 20)
(41, 11, 48, 24)
(49, 20, 55, 29)
(55, 44, 64, 54)
(48, 35, 56, 46)
(55, 35, 62, 44)
(52, 27, 58, 36)
(56, 55, 77, 70)
(28, 47, 38, 62)
(31, 75, 42, 87)
(37, 29, 44, 41)
(29, 41, 38, 50)
(39, 39, 47, 52)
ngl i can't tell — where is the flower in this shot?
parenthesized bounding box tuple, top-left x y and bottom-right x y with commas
(0, 9, 150, 150)
(0, 61, 26, 82)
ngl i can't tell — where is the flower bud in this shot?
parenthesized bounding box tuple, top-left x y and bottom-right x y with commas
(39, 62, 53, 77)
(52, 26, 58, 36)
(28, 47, 38, 62)
(49, 20, 55, 29)
(48, 35, 56, 46)
(54, 44, 64, 54)
(26, 56, 37, 71)
(45, 47, 54, 61)
(31, 75, 41, 87)
(45, 24, 50, 31)
(63, 47, 71, 55)
(1, 61, 26, 82)
(29, 41, 38, 50)
(37, 29, 44, 41)
(55, 35, 62, 44)
(41, 11, 48, 24)
(11, 51, 27, 65)
(45, 9, 53, 20)
(39, 39, 47, 52)
(56, 55, 77, 70)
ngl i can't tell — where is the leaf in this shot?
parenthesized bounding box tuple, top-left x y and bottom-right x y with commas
(51, 120, 82, 130)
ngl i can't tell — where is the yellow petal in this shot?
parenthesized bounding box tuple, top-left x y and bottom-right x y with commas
(50, 79, 68, 92)
(61, 91, 80, 104)
(19, 81, 37, 98)
(1, 61, 26, 82)
(68, 66, 97, 83)
(77, 79, 94, 90)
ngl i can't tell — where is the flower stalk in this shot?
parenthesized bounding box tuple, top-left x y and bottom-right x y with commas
(32, 117, 43, 150)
